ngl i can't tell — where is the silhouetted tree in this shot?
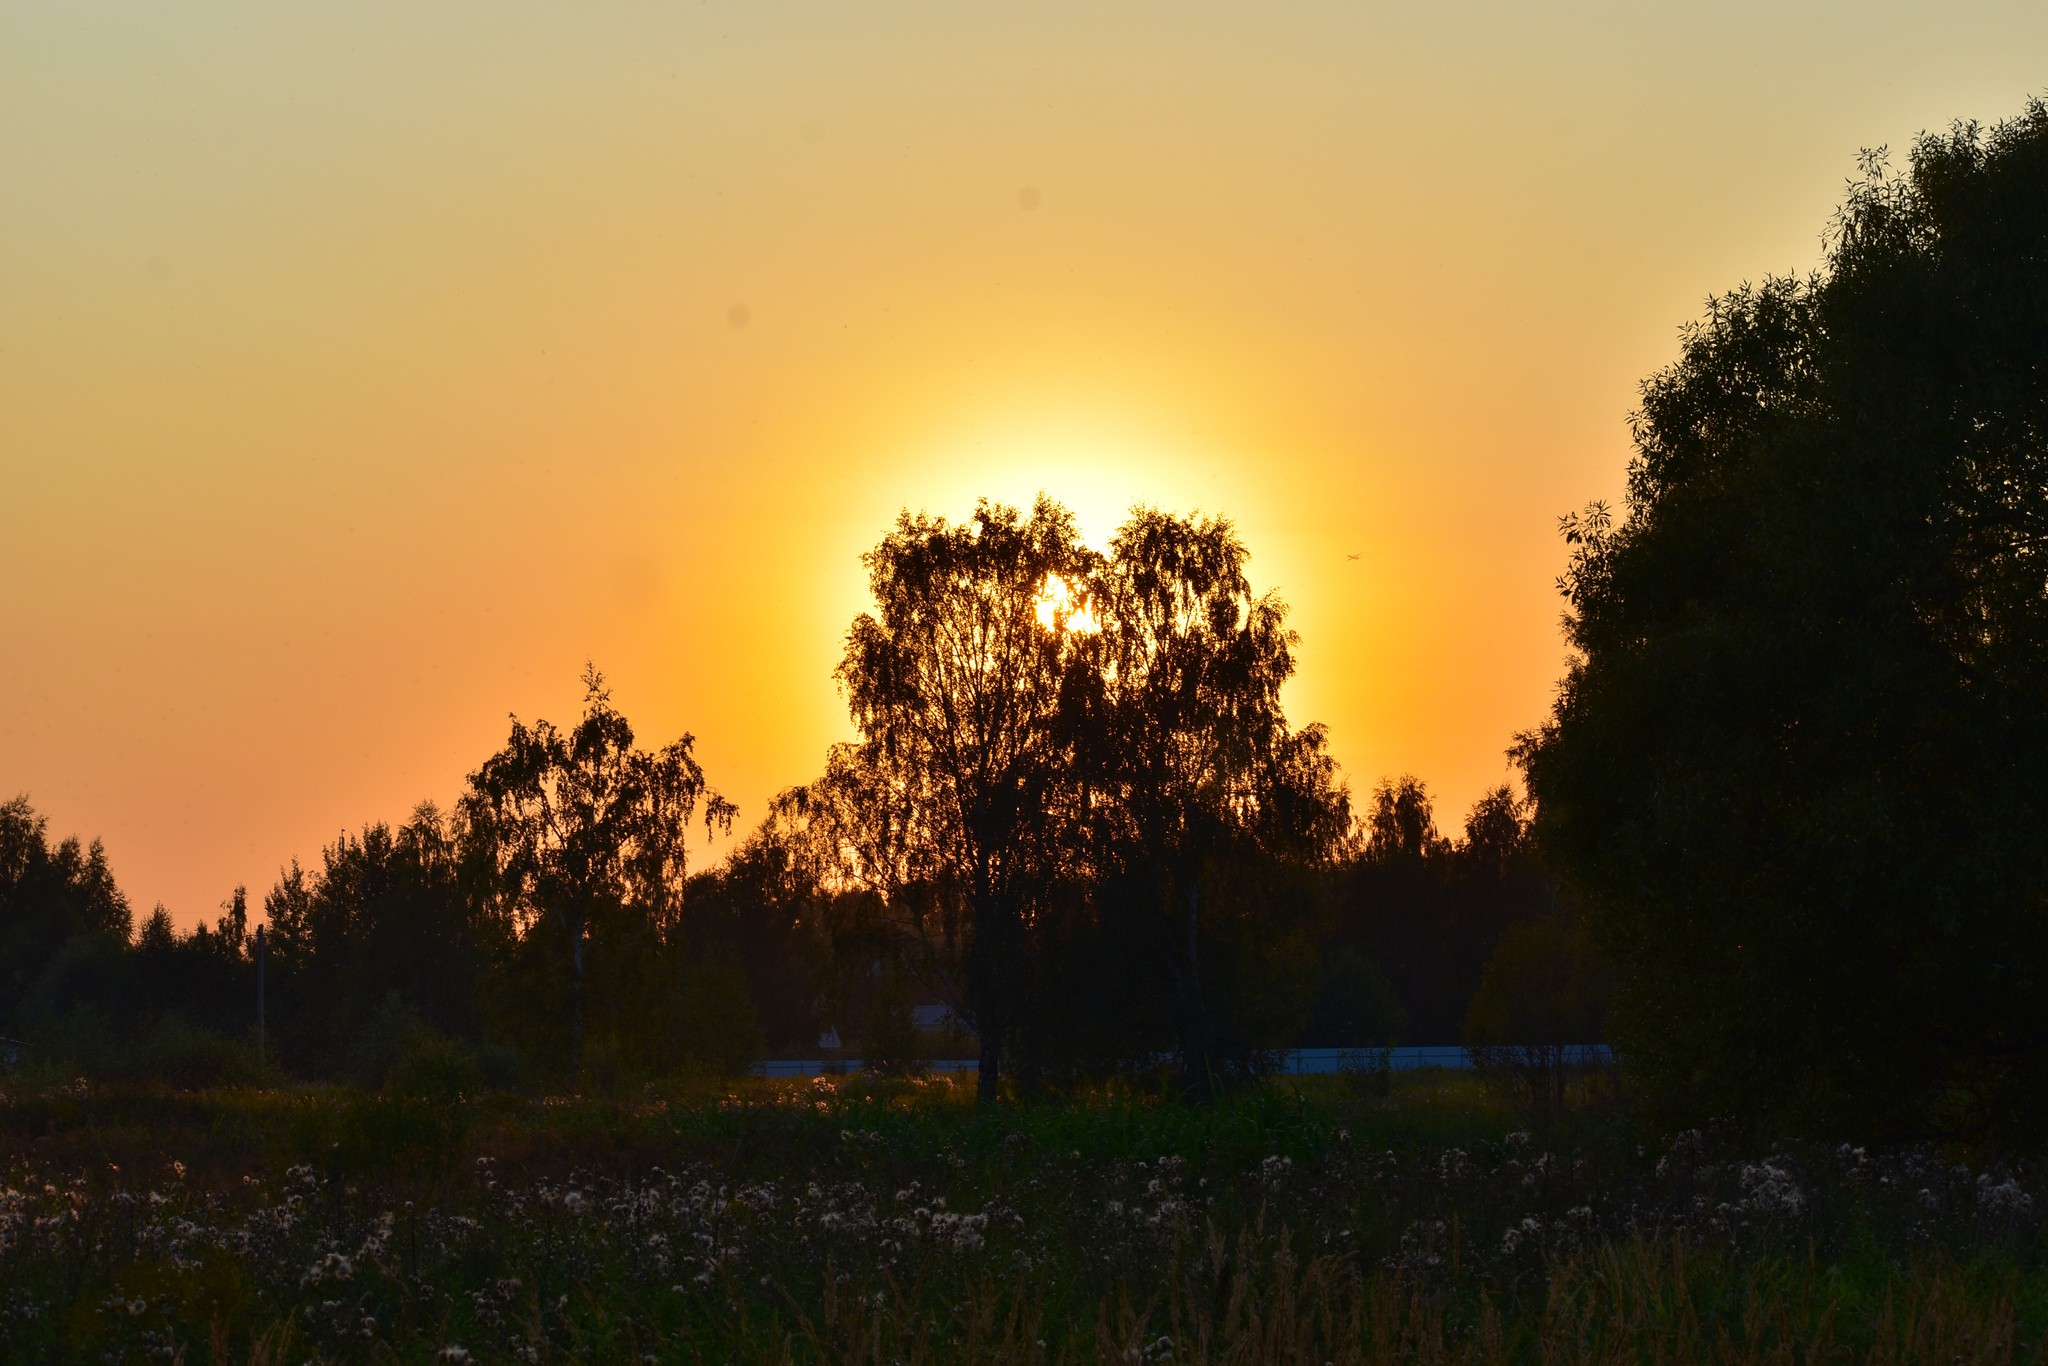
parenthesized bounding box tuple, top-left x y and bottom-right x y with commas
(796, 500, 1352, 1096)
(1085, 508, 1349, 1092)
(460, 666, 734, 1083)
(1365, 776, 1446, 862)
(0, 795, 132, 1038)
(262, 803, 503, 1077)
(133, 886, 258, 1038)
(1519, 101, 2048, 1137)
(1464, 913, 1608, 1109)
(831, 497, 1097, 1101)
(1321, 780, 1553, 1044)
(678, 826, 832, 1054)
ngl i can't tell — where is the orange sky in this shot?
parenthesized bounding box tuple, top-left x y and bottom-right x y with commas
(5, 3, 2045, 926)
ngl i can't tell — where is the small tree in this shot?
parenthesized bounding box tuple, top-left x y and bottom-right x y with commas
(1463, 913, 1607, 1109)
(460, 667, 733, 1084)
(677, 957, 764, 1079)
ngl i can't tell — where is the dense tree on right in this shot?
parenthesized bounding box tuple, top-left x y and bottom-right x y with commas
(1518, 101, 2048, 1138)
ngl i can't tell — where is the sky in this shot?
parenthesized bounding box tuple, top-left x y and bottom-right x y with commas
(5, 2, 2045, 926)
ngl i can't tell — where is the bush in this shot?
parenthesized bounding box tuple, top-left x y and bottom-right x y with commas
(128, 1014, 267, 1089)
(24, 1004, 120, 1082)
(1464, 914, 1608, 1108)
(678, 957, 764, 1078)
(384, 1033, 484, 1102)
(348, 995, 429, 1090)
(862, 973, 923, 1075)
(23, 1008, 267, 1090)
(1305, 945, 1407, 1047)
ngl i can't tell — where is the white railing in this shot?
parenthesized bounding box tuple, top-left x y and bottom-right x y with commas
(751, 1045, 1613, 1080)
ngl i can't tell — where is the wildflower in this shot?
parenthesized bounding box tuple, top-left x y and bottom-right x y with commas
(1738, 1161, 1805, 1216)
(302, 1252, 354, 1286)
(127, 1299, 147, 1316)
(438, 1349, 471, 1364)
(1978, 1174, 2034, 1220)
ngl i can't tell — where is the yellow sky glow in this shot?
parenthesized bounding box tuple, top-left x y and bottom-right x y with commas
(4, 2, 2045, 923)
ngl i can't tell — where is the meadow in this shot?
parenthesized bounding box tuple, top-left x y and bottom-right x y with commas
(1, 1070, 2041, 1365)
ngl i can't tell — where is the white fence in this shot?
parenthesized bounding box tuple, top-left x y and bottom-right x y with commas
(751, 1045, 1613, 1080)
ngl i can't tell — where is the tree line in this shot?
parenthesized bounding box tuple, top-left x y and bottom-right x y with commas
(1, 511, 1589, 1098)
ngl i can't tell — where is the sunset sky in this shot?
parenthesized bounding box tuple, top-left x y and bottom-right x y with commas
(6, 2, 2045, 926)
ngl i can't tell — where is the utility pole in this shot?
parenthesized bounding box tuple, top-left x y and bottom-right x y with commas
(256, 923, 266, 1067)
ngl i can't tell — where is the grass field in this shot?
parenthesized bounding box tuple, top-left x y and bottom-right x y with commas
(0, 1071, 2041, 1364)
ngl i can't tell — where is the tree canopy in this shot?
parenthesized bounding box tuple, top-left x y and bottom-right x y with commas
(788, 497, 1355, 1098)
(1518, 102, 2048, 1138)
(461, 666, 736, 1082)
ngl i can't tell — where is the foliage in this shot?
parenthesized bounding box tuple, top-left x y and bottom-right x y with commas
(1463, 914, 1609, 1109)
(0, 794, 131, 1038)
(1307, 945, 1410, 1049)
(1518, 100, 2048, 1138)
(264, 805, 500, 1079)
(675, 831, 830, 1055)
(677, 956, 765, 1079)
(0, 510, 1552, 1097)
(1322, 781, 1557, 1045)
(785, 499, 1355, 1098)
(461, 666, 736, 1084)
(382, 1031, 485, 1103)
(0, 1078, 2043, 1363)
(1081, 507, 1351, 1093)
(822, 495, 1099, 1099)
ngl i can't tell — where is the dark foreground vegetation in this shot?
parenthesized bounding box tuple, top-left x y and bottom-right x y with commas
(2, 1073, 2044, 1365)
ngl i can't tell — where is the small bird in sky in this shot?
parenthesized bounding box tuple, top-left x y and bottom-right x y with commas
(1346, 553, 1361, 561)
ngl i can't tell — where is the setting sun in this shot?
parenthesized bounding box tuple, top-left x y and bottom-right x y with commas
(1033, 575, 1100, 635)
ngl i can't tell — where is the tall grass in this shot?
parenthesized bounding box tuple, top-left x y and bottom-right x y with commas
(0, 1072, 2040, 1363)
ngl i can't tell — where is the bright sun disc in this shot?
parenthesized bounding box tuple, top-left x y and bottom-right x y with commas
(1034, 576, 1099, 634)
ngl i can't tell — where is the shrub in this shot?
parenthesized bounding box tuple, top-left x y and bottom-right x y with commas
(678, 957, 764, 1078)
(862, 972, 923, 1075)
(384, 1033, 484, 1102)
